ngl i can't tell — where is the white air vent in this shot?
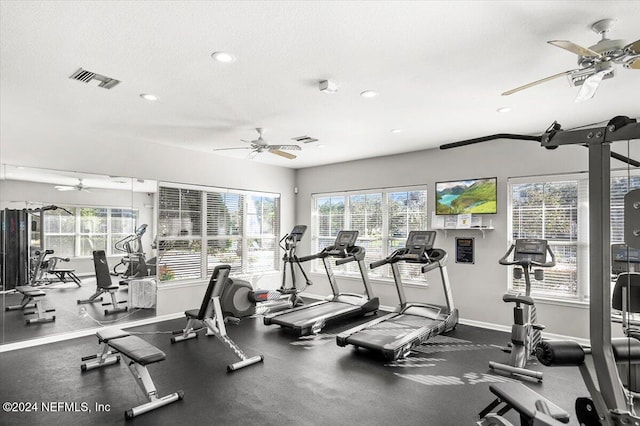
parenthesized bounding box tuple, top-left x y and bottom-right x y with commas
(69, 68, 121, 89)
(292, 135, 318, 144)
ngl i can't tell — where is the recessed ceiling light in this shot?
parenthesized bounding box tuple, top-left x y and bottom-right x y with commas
(497, 107, 512, 113)
(317, 144, 326, 149)
(360, 90, 379, 98)
(390, 129, 402, 134)
(140, 93, 158, 101)
(211, 51, 236, 63)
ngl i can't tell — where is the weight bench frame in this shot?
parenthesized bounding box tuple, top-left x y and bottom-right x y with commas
(5, 286, 56, 324)
(479, 382, 570, 426)
(172, 264, 264, 372)
(81, 328, 184, 419)
(77, 250, 127, 315)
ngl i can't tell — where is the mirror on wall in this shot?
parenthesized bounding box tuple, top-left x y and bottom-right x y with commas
(0, 164, 158, 346)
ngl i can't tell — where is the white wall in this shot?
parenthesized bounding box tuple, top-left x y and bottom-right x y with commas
(294, 138, 640, 340)
(1, 138, 296, 317)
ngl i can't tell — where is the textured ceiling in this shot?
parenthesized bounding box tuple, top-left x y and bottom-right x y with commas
(1, 1, 639, 169)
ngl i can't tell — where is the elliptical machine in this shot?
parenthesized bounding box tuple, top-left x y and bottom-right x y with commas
(489, 238, 556, 381)
(112, 224, 152, 279)
(219, 225, 310, 319)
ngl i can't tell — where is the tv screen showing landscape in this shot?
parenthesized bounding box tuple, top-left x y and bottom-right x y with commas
(435, 177, 497, 215)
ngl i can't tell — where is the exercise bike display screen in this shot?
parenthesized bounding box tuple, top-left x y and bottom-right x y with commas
(513, 239, 548, 264)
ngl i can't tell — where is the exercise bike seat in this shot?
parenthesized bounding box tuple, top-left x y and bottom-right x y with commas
(503, 294, 534, 306)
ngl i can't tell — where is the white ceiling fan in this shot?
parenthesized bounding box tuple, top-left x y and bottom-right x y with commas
(503, 18, 639, 102)
(215, 128, 301, 160)
(54, 178, 91, 192)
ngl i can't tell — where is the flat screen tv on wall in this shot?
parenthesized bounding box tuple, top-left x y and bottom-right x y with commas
(435, 177, 497, 215)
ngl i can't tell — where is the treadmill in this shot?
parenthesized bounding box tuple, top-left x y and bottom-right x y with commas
(336, 231, 458, 361)
(263, 230, 379, 336)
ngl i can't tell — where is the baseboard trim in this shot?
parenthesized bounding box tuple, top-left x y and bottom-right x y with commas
(0, 312, 184, 353)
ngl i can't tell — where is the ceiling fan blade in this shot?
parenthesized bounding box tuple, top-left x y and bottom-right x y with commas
(214, 147, 251, 151)
(625, 39, 640, 55)
(54, 185, 75, 191)
(267, 144, 301, 151)
(548, 40, 600, 58)
(629, 59, 640, 70)
(574, 69, 611, 102)
(502, 70, 574, 96)
(269, 149, 296, 159)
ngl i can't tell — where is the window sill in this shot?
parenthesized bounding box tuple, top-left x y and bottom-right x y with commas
(309, 271, 429, 289)
(506, 291, 589, 309)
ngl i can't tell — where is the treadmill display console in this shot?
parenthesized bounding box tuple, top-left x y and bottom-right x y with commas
(513, 239, 548, 264)
(335, 230, 359, 248)
(403, 231, 436, 261)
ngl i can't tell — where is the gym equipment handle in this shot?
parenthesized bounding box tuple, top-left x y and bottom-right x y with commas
(335, 256, 355, 266)
(370, 258, 389, 269)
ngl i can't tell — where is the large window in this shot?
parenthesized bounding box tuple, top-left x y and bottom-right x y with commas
(311, 186, 428, 282)
(508, 170, 640, 302)
(157, 183, 280, 282)
(44, 206, 137, 257)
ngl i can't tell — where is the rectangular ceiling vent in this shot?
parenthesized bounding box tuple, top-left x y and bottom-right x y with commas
(69, 68, 121, 89)
(292, 135, 318, 144)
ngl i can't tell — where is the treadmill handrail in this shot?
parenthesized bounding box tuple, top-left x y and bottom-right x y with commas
(370, 248, 405, 269)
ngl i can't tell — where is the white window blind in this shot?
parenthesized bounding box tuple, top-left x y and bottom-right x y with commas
(158, 187, 203, 280)
(508, 169, 640, 302)
(157, 183, 280, 282)
(43, 206, 137, 258)
(509, 180, 581, 299)
(311, 186, 428, 282)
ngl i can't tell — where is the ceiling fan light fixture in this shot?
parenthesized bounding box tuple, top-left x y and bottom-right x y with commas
(211, 51, 236, 63)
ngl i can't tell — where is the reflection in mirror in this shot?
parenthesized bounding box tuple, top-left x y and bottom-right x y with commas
(0, 164, 158, 346)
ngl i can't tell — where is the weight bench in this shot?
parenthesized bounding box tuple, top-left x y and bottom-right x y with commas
(478, 382, 570, 425)
(172, 264, 264, 372)
(81, 328, 184, 419)
(5, 285, 56, 324)
(46, 256, 82, 286)
(77, 250, 127, 315)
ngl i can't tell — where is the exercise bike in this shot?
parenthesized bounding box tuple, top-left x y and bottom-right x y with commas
(219, 225, 311, 319)
(489, 238, 556, 381)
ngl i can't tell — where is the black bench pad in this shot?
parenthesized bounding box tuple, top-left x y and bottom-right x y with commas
(96, 328, 130, 343)
(108, 336, 166, 366)
(185, 309, 201, 319)
(15, 286, 46, 296)
(490, 382, 570, 423)
(612, 337, 640, 362)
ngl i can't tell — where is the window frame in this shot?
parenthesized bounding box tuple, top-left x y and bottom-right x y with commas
(507, 169, 640, 304)
(43, 205, 138, 258)
(157, 182, 281, 283)
(310, 185, 429, 284)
